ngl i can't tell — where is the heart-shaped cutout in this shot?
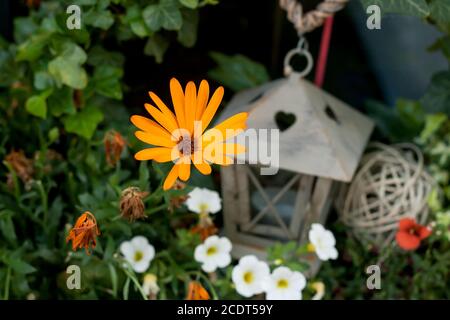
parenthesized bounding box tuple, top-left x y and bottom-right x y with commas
(274, 111, 296, 132)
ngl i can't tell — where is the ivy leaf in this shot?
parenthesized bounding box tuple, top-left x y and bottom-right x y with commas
(63, 105, 104, 139)
(25, 95, 47, 119)
(177, 9, 199, 47)
(13, 17, 38, 43)
(179, 0, 198, 9)
(16, 33, 51, 61)
(48, 42, 88, 89)
(84, 9, 115, 30)
(208, 52, 270, 91)
(421, 71, 450, 115)
(360, 0, 430, 18)
(92, 65, 123, 100)
(144, 34, 169, 63)
(143, 0, 183, 32)
(48, 87, 76, 117)
(87, 46, 124, 67)
(429, 0, 450, 32)
(34, 71, 54, 90)
(420, 113, 447, 142)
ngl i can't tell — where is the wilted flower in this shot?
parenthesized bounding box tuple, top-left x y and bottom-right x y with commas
(262, 266, 306, 300)
(190, 220, 218, 241)
(131, 78, 248, 190)
(143, 273, 159, 299)
(186, 281, 210, 300)
(104, 130, 126, 167)
(232, 255, 270, 298)
(66, 211, 100, 255)
(186, 187, 222, 215)
(5, 149, 34, 186)
(120, 236, 155, 273)
(119, 187, 149, 221)
(308, 223, 338, 261)
(395, 218, 432, 251)
(194, 235, 232, 272)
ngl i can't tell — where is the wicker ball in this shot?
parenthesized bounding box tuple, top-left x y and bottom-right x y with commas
(338, 143, 435, 249)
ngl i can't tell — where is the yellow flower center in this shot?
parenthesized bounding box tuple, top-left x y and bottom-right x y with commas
(134, 250, 144, 262)
(307, 243, 316, 253)
(206, 246, 217, 256)
(199, 203, 209, 213)
(277, 279, 289, 289)
(243, 272, 253, 284)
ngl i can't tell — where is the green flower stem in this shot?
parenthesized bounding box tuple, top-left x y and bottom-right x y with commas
(35, 180, 48, 226)
(3, 161, 20, 203)
(3, 267, 11, 300)
(122, 266, 148, 300)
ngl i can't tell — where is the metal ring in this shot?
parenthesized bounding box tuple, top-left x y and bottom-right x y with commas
(283, 48, 314, 77)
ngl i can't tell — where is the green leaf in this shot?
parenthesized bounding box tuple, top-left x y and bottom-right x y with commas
(25, 95, 47, 119)
(360, 0, 430, 18)
(63, 105, 104, 139)
(48, 87, 76, 116)
(34, 71, 54, 90)
(429, 0, 450, 31)
(6, 258, 37, 274)
(421, 71, 450, 115)
(84, 9, 115, 30)
(208, 52, 270, 91)
(130, 20, 149, 37)
(143, 0, 183, 32)
(177, 9, 199, 47)
(420, 113, 448, 141)
(16, 33, 51, 61)
(48, 42, 88, 89)
(144, 34, 169, 63)
(13, 17, 38, 43)
(179, 0, 198, 9)
(87, 46, 124, 67)
(92, 65, 123, 100)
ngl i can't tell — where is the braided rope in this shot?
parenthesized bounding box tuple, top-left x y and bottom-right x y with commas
(279, 0, 349, 34)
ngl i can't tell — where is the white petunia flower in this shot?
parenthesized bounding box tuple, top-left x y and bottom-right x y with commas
(120, 236, 155, 273)
(194, 235, 232, 272)
(186, 187, 222, 215)
(262, 266, 306, 300)
(308, 223, 338, 261)
(232, 255, 270, 298)
(142, 273, 159, 297)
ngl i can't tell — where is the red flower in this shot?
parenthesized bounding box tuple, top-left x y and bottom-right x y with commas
(395, 218, 431, 251)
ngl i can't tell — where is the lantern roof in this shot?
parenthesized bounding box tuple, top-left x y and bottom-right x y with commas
(216, 74, 374, 182)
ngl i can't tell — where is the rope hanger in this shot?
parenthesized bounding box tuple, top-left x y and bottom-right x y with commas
(279, 0, 349, 87)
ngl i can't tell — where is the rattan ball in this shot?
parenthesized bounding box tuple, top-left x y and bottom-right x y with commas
(338, 143, 435, 249)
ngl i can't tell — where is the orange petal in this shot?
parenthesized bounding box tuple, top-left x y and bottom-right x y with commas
(195, 80, 209, 120)
(163, 164, 179, 190)
(202, 112, 248, 144)
(153, 148, 180, 163)
(130, 115, 172, 140)
(194, 161, 212, 175)
(170, 78, 186, 130)
(184, 81, 196, 134)
(144, 103, 178, 134)
(200, 86, 224, 133)
(178, 157, 191, 181)
(148, 91, 179, 130)
(135, 131, 176, 148)
(203, 150, 234, 166)
(134, 147, 173, 161)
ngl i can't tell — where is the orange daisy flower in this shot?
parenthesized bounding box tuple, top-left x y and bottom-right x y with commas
(186, 281, 210, 300)
(130, 78, 248, 190)
(66, 211, 100, 255)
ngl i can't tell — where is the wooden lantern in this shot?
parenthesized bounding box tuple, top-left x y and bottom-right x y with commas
(217, 74, 374, 271)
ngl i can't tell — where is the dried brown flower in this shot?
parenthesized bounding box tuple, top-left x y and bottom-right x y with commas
(5, 150, 34, 185)
(104, 130, 126, 167)
(119, 187, 149, 221)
